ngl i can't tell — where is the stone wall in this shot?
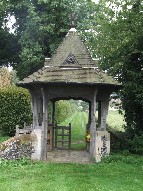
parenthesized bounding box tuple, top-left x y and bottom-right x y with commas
(0, 134, 36, 160)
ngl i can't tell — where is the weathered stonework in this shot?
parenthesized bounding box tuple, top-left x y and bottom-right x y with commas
(95, 131, 110, 162)
(31, 128, 44, 160)
(0, 134, 35, 160)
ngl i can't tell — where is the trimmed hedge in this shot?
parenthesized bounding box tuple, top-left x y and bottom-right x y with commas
(0, 86, 32, 136)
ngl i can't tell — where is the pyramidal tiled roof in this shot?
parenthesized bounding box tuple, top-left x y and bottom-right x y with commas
(18, 28, 120, 86)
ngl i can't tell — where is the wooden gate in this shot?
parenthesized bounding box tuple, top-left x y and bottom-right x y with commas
(55, 123, 71, 149)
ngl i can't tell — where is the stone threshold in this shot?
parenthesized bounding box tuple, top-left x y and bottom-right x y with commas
(47, 150, 92, 164)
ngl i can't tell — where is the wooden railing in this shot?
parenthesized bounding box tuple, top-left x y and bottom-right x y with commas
(15, 123, 33, 136)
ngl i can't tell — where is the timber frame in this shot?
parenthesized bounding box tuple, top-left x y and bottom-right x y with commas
(17, 28, 121, 161)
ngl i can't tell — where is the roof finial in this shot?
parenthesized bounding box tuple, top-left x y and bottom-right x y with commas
(69, 13, 77, 28)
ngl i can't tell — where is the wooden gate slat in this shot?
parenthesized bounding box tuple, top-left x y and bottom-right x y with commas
(55, 123, 71, 149)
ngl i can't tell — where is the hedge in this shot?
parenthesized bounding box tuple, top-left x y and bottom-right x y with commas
(0, 86, 32, 136)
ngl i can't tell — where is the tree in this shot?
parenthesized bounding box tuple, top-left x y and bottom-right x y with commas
(55, 100, 77, 124)
(10, 70, 19, 85)
(6, 0, 96, 79)
(0, 1, 19, 67)
(85, 0, 143, 135)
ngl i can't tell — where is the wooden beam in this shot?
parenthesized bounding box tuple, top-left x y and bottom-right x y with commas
(41, 88, 49, 160)
(100, 98, 109, 131)
(88, 101, 91, 126)
(30, 90, 39, 128)
(51, 100, 56, 149)
(98, 101, 101, 129)
(38, 98, 43, 126)
(90, 89, 98, 159)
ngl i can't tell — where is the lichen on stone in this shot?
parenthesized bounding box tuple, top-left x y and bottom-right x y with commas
(0, 134, 36, 160)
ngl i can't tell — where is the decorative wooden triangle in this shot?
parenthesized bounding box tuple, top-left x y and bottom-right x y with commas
(61, 53, 80, 67)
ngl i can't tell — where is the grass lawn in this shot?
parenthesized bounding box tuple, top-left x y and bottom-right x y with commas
(60, 111, 88, 149)
(60, 110, 125, 149)
(0, 111, 143, 191)
(0, 154, 143, 191)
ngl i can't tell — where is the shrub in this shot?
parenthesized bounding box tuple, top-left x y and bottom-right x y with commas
(129, 134, 143, 155)
(102, 152, 143, 165)
(0, 86, 32, 136)
(107, 126, 128, 152)
(109, 125, 143, 155)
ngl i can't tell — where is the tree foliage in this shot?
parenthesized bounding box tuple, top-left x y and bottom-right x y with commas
(85, 0, 143, 135)
(4, 0, 96, 79)
(55, 100, 77, 124)
(0, 1, 19, 67)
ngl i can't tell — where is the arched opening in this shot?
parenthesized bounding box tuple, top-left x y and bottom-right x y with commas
(47, 98, 90, 151)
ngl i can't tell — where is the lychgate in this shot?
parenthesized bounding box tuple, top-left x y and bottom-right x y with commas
(17, 27, 121, 162)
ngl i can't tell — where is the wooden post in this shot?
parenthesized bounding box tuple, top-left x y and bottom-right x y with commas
(88, 101, 91, 128)
(51, 100, 56, 149)
(90, 89, 98, 159)
(30, 90, 39, 129)
(62, 127, 64, 149)
(41, 88, 49, 160)
(55, 123, 57, 148)
(98, 101, 101, 129)
(69, 123, 71, 149)
(100, 98, 109, 130)
(38, 98, 43, 126)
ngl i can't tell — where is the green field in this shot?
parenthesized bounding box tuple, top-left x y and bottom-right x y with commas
(60, 110, 125, 149)
(0, 154, 143, 191)
(60, 111, 88, 149)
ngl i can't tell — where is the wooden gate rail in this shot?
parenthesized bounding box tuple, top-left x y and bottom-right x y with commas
(15, 123, 33, 136)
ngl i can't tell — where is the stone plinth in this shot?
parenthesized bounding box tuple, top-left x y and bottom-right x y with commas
(95, 131, 110, 162)
(31, 128, 44, 160)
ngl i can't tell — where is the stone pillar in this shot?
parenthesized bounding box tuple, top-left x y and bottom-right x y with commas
(95, 130, 110, 162)
(90, 89, 98, 159)
(31, 128, 43, 160)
